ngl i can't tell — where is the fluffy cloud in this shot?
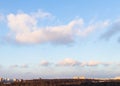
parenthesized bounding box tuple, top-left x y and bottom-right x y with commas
(7, 15, 83, 44)
(6, 10, 108, 45)
(56, 58, 81, 66)
(85, 61, 100, 66)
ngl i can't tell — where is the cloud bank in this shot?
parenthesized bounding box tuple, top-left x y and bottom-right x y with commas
(8, 58, 114, 68)
(2, 10, 108, 45)
(0, 9, 120, 45)
(39, 58, 113, 67)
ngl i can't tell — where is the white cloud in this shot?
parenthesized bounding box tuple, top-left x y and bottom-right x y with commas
(102, 62, 112, 66)
(57, 58, 81, 66)
(86, 61, 100, 66)
(40, 60, 51, 66)
(81, 61, 112, 67)
(7, 10, 51, 34)
(77, 20, 110, 36)
(31, 10, 52, 19)
(56, 58, 112, 67)
(10, 64, 19, 68)
(10, 64, 29, 68)
(6, 10, 109, 45)
(20, 64, 29, 68)
(7, 13, 37, 33)
(7, 13, 83, 44)
(9, 60, 113, 68)
(80, 61, 100, 67)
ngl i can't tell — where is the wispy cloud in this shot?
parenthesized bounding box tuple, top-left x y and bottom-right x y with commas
(31, 9, 52, 19)
(77, 20, 109, 37)
(101, 20, 120, 42)
(0, 14, 5, 22)
(10, 64, 29, 68)
(10, 64, 19, 68)
(81, 61, 113, 67)
(20, 64, 29, 68)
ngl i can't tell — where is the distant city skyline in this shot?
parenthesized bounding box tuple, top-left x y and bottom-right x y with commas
(0, 0, 120, 79)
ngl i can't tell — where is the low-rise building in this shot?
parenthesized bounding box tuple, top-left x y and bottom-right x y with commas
(114, 76, 120, 80)
(73, 76, 85, 79)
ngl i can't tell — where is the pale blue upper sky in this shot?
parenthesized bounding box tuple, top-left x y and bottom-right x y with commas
(0, 0, 120, 79)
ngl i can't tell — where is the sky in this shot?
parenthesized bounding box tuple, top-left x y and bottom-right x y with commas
(0, 0, 120, 79)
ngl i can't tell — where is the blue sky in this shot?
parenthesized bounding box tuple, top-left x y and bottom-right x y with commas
(0, 0, 120, 79)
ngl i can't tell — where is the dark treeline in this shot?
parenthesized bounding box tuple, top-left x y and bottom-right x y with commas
(0, 79, 120, 86)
